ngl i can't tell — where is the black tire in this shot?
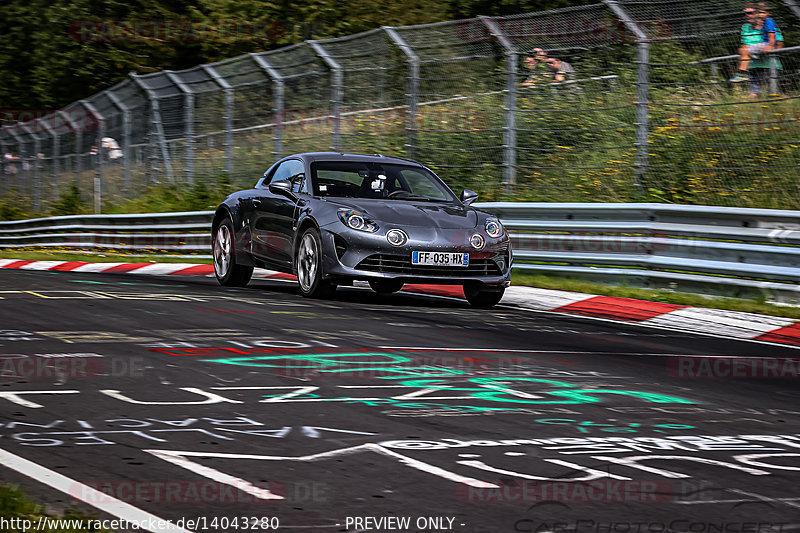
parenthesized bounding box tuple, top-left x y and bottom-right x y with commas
(369, 279, 405, 295)
(213, 218, 253, 287)
(464, 284, 505, 308)
(296, 227, 336, 298)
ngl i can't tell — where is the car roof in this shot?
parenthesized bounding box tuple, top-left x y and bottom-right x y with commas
(286, 152, 424, 167)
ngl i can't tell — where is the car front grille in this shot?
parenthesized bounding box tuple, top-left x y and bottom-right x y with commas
(356, 254, 502, 277)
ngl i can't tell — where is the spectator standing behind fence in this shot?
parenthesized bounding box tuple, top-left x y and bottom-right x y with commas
(3, 152, 18, 175)
(748, 3, 785, 97)
(101, 137, 123, 162)
(521, 49, 550, 87)
(544, 57, 575, 83)
(729, 2, 780, 82)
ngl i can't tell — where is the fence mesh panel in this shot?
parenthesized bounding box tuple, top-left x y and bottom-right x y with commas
(2, 0, 800, 214)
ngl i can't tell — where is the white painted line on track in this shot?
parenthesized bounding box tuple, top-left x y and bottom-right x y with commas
(0, 447, 191, 532)
(728, 488, 800, 510)
(378, 347, 800, 358)
(677, 497, 800, 505)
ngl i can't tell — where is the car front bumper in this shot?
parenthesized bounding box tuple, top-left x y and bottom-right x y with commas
(318, 225, 512, 287)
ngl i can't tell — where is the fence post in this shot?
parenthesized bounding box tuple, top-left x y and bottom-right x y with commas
(202, 65, 234, 177)
(769, 54, 779, 95)
(383, 27, 419, 160)
(57, 110, 83, 188)
(165, 72, 195, 184)
(308, 41, 343, 152)
(106, 89, 132, 191)
(604, 0, 650, 193)
(8, 129, 26, 194)
(37, 116, 59, 198)
(81, 100, 104, 213)
(779, 0, 800, 20)
(250, 53, 285, 160)
(131, 74, 174, 183)
(19, 123, 41, 212)
(0, 138, 5, 195)
(481, 16, 517, 194)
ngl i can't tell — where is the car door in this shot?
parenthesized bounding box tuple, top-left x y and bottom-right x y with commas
(250, 159, 305, 268)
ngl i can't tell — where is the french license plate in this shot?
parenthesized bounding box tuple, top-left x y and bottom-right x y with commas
(411, 251, 469, 267)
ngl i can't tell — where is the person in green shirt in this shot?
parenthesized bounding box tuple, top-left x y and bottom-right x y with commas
(730, 2, 781, 85)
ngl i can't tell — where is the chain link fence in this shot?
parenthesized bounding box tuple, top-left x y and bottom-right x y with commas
(2, 0, 800, 213)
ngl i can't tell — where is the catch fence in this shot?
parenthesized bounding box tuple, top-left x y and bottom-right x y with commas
(2, 0, 800, 213)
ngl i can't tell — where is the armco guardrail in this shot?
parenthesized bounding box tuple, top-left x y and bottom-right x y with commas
(1, 203, 800, 302)
(0, 211, 214, 253)
(480, 202, 800, 303)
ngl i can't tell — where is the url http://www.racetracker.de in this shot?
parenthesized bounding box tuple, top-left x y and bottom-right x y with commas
(0, 515, 282, 531)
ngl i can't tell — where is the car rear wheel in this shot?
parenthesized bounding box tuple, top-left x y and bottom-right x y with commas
(369, 280, 405, 295)
(213, 218, 253, 287)
(296, 227, 335, 298)
(464, 284, 505, 308)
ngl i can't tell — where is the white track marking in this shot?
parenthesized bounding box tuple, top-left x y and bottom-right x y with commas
(643, 308, 796, 338)
(378, 347, 800, 358)
(501, 286, 598, 310)
(728, 488, 800, 510)
(70, 262, 127, 272)
(677, 497, 800, 506)
(0, 447, 191, 532)
(17, 261, 68, 270)
(121, 263, 201, 275)
(146, 443, 499, 491)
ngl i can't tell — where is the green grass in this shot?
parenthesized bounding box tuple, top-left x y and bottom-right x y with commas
(2, 249, 798, 320)
(0, 484, 113, 532)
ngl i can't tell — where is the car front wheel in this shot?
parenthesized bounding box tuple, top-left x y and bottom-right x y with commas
(296, 227, 335, 298)
(213, 218, 253, 287)
(464, 284, 505, 308)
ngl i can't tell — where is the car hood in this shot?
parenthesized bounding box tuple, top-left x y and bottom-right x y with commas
(327, 199, 478, 229)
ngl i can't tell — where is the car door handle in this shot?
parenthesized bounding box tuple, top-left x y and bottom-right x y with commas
(252, 199, 261, 207)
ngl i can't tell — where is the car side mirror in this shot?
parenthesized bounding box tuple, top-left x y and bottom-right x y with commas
(460, 189, 479, 206)
(269, 179, 296, 199)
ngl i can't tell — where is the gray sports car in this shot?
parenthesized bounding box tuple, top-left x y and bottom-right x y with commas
(211, 152, 511, 307)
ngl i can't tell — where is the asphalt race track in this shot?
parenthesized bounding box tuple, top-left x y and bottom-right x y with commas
(1, 268, 799, 533)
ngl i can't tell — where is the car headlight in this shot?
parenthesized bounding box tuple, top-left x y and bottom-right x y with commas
(338, 209, 379, 232)
(470, 233, 485, 249)
(484, 216, 504, 238)
(386, 229, 408, 246)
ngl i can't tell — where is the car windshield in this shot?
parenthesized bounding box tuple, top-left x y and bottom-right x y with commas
(311, 161, 457, 202)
